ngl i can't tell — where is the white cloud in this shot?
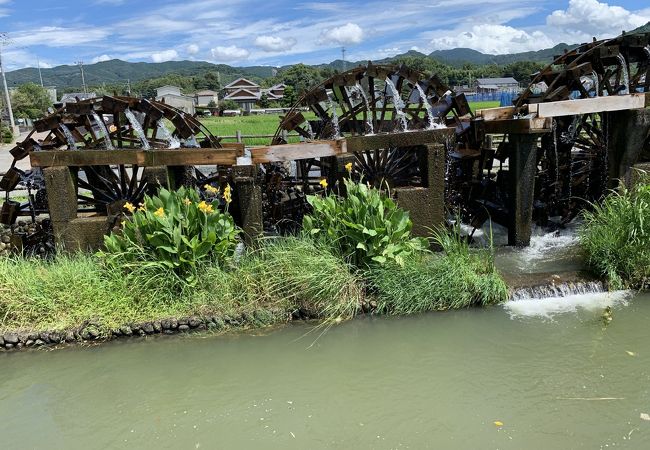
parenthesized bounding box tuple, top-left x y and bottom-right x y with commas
(319, 22, 363, 46)
(254, 35, 297, 52)
(210, 45, 250, 61)
(11, 26, 110, 47)
(91, 54, 112, 63)
(430, 24, 554, 54)
(547, 0, 649, 37)
(151, 49, 178, 63)
(186, 43, 199, 55)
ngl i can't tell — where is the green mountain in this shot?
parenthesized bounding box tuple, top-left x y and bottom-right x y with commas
(5, 59, 277, 89)
(428, 43, 577, 66)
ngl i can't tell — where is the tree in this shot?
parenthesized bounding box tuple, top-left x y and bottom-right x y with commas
(258, 92, 271, 108)
(11, 83, 52, 120)
(219, 99, 239, 112)
(207, 99, 217, 108)
(281, 86, 296, 107)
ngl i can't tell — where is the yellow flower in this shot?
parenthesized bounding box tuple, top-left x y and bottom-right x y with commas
(345, 162, 353, 173)
(153, 207, 165, 218)
(319, 178, 328, 189)
(223, 183, 232, 204)
(198, 200, 214, 214)
(183, 198, 192, 206)
(138, 202, 145, 212)
(204, 184, 218, 195)
(123, 202, 135, 213)
(493, 421, 503, 427)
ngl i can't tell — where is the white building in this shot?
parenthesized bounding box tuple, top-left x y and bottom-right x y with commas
(155, 85, 195, 114)
(194, 89, 219, 106)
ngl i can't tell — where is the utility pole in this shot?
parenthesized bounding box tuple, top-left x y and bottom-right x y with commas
(0, 33, 15, 131)
(126, 78, 131, 95)
(76, 60, 87, 93)
(37, 57, 44, 87)
(341, 47, 346, 71)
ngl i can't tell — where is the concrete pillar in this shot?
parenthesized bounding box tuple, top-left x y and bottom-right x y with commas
(43, 167, 78, 223)
(607, 109, 650, 189)
(508, 134, 539, 247)
(233, 165, 262, 246)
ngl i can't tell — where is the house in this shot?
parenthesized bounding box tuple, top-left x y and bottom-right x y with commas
(223, 78, 285, 112)
(155, 85, 195, 114)
(194, 89, 219, 107)
(475, 77, 520, 93)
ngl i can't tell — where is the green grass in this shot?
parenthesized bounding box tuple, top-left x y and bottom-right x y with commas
(468, 101, 500, 113)
(579, 176, 650, 290)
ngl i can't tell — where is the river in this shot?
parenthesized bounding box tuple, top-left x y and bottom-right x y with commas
(1, 229, 649, 449)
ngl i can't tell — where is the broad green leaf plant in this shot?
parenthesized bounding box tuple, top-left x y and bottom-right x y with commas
(303, 178, 428, 268)
(100, 186, 239, 284)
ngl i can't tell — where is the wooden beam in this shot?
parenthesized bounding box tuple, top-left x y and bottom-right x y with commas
(251, 140, 345, 163)
(475, 106, 517, 121)
(480, 117, 552, 134)
(346, 128, 454, 153)
(30, 148, 238, 167)
(530, 93, 648, 118)
(221, 142, 245, 156)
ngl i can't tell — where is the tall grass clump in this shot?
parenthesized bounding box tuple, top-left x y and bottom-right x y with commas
(579, 177, 650, 289)
(366, 226, 508, 314)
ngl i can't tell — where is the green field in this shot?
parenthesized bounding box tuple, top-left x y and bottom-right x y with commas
(200, 101, 501, 146)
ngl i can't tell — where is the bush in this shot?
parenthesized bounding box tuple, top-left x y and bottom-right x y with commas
(303, 178, 428, 268)
(1, 124, 13, 143)
(579, 176, 650, 289)
(100, 186, 239, 284)
(367, 226, 508, 313)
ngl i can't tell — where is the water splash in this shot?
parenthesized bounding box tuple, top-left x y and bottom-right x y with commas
(385, 77, 408, 132)
(326, 91, 341, 138)
(124, 108, 150, 150)
(91, 111, 114, 150)
(616, 54, 629, 95)
(353, 82, 374, 134)
(645, 46, 650, 59)
(183, 135, 200, 148)
(59, 124, 76, 149)
(415, 83, 443, 130)
(156, 119, 180, 149)
(504, 285, 630, 319)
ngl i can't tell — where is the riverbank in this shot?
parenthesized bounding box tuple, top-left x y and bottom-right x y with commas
(0, 235, 508, 351)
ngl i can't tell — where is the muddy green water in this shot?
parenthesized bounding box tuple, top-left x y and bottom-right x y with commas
(1, 291, 649, 449)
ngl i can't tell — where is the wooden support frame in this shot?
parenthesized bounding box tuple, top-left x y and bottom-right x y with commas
(529, 92, 649, 118)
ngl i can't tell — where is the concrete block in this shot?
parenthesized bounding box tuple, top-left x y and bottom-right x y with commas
(142, 166, 171, 190)
(507, 134, 539, 247)
(43, 167, 78, 222)
(53, 217, 110, 252)
(395, 187, 441, 237)
(233, 177, 262, 245)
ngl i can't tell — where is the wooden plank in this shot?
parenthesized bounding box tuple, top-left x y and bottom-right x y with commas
(251, 140, 345, 163)
(530, 93, 648, 118)
(480, 117, 552, 134)
(346, 128, 454, 153)
(220, 142, 245, 156)
(30, 148, 238, 167)
(475, 106, 517, 121)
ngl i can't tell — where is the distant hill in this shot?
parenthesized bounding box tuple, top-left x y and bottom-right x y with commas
(5, 59, 277, 89)
(427, 43, 577, 66)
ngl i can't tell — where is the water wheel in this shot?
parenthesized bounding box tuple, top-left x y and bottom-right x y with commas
(0, 96, 223, 249)
(266, 62, 472, 232)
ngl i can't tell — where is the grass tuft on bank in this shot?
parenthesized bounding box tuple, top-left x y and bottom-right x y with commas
(579, 176, 650, 290)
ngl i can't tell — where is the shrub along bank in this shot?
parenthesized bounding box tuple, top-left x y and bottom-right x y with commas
(0, 181, 508, 345)
(579, 176, 650, 290)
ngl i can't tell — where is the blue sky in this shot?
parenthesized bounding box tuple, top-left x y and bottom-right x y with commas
(0, 0, 648, 71)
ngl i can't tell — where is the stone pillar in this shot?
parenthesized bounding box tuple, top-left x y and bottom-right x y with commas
(142, 166, 171, 196)
(233, 165, 262, 246)
(507, 134, 539, 247)
(395, 143, 446, 237)
(607, 109, 650, 189)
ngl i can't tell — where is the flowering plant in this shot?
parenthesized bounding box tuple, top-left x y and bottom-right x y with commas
(101, 186, 239, 283)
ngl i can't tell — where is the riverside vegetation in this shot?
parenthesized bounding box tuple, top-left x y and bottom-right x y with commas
(0, 178, 508, 339)
(579, 174, 650, 290)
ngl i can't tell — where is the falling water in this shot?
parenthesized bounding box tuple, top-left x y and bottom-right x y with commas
(552, 120, 559, 195)
(304, 121, 315, 140)
(59, 124, 76, 149)
(326, 92, 341, 138)
(616, 54, 629, 95)
(589, 72, 599, 98)
(156, 119, 180, 149)
(415, 83, 443, 130)
(645, 46, 650, 59)
(385, 77, 408, 132)
(91, 112, 114, 150)
(353, 82, 374, 134)
(124, 108, 150, 150)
